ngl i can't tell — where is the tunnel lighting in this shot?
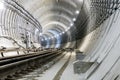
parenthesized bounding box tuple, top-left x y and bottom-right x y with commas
(39, 33, 42, 36)
(35, 29, 39, 36)
(73, 18, 76, 22)
(55, 35, 59, 37)
(60, 33, 62, 35)
(65, 29, 68, 32)
(62, 32, 65, 34)
(0, 2, 4, 10)
(70, 23, 74, 26)
(75, 10, 80, 14)
(65, 29, 67, 32)
(65, 27, 70, 32)
(45, 38, 47, 40)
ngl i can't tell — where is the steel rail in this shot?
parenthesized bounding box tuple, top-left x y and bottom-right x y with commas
(0, 50, 63, 79)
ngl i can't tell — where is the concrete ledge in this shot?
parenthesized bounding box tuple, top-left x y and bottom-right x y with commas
(73, 60, 94, 74)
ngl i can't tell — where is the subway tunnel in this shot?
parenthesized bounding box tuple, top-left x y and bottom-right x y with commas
(0, 0, 120, 80)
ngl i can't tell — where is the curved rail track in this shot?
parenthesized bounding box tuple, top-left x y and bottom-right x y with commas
(0, 49, 64, 80)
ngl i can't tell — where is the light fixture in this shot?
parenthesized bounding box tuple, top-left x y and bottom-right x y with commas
(65, 29, 68, 32)
(55, 35, 59, 37)
(45, 38, 47, 40)
(68, 27, 71, 30)
(39, 33, 42, 36)
(65, 27, 70, 32)
(73, 18, 76, 22)
(70, 23, 74, 26)
(75, 10, 80, 14)
(62, 32, 65, 34)
(0, 2, 4, 10)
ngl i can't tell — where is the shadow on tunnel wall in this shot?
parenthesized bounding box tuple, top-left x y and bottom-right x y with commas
(74, 0, 90, 48)
(74, 0, 119, 49)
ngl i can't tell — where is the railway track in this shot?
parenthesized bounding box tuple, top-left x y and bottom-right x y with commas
(0, 50, 64, 80)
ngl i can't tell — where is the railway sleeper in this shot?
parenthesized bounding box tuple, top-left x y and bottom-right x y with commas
(0, 51, 63, 80)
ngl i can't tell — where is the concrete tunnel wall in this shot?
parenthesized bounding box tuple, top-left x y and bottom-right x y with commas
(0, 0, 42, 57)
(0, 0, 120, 79)
(75, 0, 120, 80)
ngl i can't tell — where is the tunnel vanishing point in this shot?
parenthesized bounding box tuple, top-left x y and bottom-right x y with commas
(0, 0, 120, 80)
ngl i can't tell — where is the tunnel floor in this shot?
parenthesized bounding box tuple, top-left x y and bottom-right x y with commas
(14, 51, 79, 80)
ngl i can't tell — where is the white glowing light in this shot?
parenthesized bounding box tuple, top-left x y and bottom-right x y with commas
(45, 38, 47, 40)
(73, 18, 76, 22)
(0, 2, 4, 10)
(35, 29, 39, 35)
(65, 29, 68, 32)
(65, 27, 70, 32)
(75, 10, 80, 14)
(68, 27, 70, 29)
(39, 33, 42, 36)
(60, 33, 62, 35)
(62, 32, 65, 34)
(55, 35, 59, 37)
(70, 23, 74, 26)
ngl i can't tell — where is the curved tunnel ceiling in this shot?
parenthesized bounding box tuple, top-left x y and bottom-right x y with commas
(1, 0, 120, 79)
(15, 0, 83, 48)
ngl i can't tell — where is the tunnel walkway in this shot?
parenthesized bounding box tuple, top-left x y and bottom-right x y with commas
(60, 51, 79, 80)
